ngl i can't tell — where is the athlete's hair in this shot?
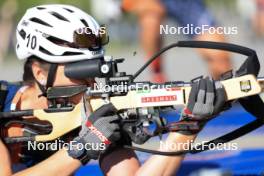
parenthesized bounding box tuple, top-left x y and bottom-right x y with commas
(23, 57, 51, 86)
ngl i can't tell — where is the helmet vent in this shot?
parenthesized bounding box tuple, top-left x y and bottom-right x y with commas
(62, 51, 83, 56)
(29, 17, 52, 27)
(49, 11, 69, 22)
(39, 46, 54, 55)
(47, 36, 70, 46)
(19, 29, 26, 39)
(80, 19, 89, 27)
(36, 7, 46, 10)
(63, 8, 74, 13)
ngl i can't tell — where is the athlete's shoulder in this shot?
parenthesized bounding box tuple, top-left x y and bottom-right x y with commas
(0, 81, 22, 112)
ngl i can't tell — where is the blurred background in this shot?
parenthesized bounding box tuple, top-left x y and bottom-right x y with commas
(0, 0, 264, 175)
(0, 0, 264, 82)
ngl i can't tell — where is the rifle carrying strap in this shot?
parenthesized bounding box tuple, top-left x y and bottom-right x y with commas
(37, 63, 58, 97)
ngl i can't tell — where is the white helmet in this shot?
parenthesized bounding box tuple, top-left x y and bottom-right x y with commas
(16, 4, 107, 63)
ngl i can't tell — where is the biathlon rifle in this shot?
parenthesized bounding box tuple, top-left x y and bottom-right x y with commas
(1, 41, 264, 156)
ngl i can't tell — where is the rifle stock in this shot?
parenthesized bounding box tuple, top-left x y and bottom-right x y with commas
(33, 103, 82, 142)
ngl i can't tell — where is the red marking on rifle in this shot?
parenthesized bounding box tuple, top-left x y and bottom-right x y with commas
(183, 108, 192, 115)
(141, 95, 177, 103)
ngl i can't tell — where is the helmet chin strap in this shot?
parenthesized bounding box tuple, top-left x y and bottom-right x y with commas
(37, 64, 58, 97)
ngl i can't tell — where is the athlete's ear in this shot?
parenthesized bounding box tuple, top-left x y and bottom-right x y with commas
(32, 61, 48, 86)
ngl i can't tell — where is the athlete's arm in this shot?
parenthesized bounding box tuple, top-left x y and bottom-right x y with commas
(100, 134, 196, 176)
(0, 134, 81, 176)
(0, 144, 82, 176)
(101, 77, 227, 176)
(13, 148, 81, 176)
(2, 103, 121, 176)
(0, 139, 12, 176)
(135, 133, 196, 176)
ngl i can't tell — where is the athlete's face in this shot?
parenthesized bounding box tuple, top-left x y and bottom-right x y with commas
(33, 62, 94, 104)
(55, 64, 94, 104)
(53, 64, 94, 87)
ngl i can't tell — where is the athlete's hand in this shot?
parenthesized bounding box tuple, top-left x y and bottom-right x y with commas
(180, 77, 227, 134)
(67, 103, 121, 164)
(183, 77, 227, 120)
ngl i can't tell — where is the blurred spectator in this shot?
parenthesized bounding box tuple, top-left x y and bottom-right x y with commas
(0, 0, 17, 63)
(236, 0, 264, 37)
(91, 0, 122, 23)
(253, 0, 264, 36)
(122, 0, 232, 82)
